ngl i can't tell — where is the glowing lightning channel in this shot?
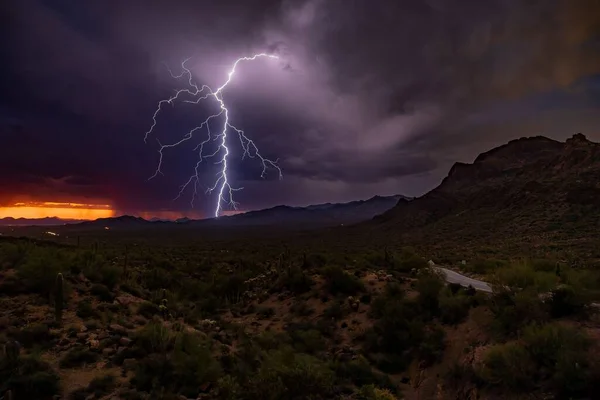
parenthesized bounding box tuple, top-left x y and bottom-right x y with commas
(145, 54, 282, 218)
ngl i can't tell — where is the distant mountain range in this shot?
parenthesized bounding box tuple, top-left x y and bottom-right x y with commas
(0, 194, 409, 229)
(0, 217, 81, 226)
(192, 195, 410, 228)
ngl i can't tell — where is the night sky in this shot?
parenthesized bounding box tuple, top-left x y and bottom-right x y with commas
(1, 0, 599, 219)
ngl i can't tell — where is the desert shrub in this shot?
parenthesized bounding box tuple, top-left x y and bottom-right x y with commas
(290, 300, 314, 317)
(59, 346, 99, 368)
(214, 274, 247, 304)
(0, 242, 29, 269)
(170, 332, 222, 397)
(134, 333, 221, 397)
(522, 323, 591, 395)
(135, 321, 174, 354)
(530, 259, 558, 272)
(396, 255, 428, 272)
(357, 385, 399, 400)
(137, 301, 160, 319)
(142, 267, 181, 292)
(254, 331, 291, 350)
(11, 323, 54, 349)
(444, 362, 477, 394)
(465, 258, 507, 274)
(99, 264, 121, 290)
(244, 349, 335, 400)
(493, 262, 556, 292)
(418, 324, 446, 366)
(322, 265, 364, 296)
(279, 266, 314, 295)
(546, 284, 589, 318)
(0, 354, 60, 399)
(367, 299, 424, 372)
(90, 283, 113, 302)
(478, 342, 535, 391)
(288, 329, 327, 355)
(439, 289, 471, 325)
(217, 375, 243, 400)
(323, 299, 346, 320)
(302, 253, 328, 269)
(488, 287, 548, 338)
(370, 283, 405, 319)
(76, 300, 97, 319)
(256, 306, 275, 319)
(415, 270, 444, 318)
(17, 249, 64, 297)
(333, 357, 396, 392)
(481, 323, 593, 396)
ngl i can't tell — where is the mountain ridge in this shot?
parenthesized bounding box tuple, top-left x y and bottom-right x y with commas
(369, 133, 600, 260)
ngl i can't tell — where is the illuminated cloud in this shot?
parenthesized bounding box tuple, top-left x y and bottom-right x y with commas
(0, 0, 598, 216)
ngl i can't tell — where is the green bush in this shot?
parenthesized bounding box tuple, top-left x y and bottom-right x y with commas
(100, 264, 122, 290)
(493, 262, 556, 292)
(0, 355, 60, 399)
(256, 306, 275, 319)
(547, 284, 589, 318)
(245, 348, 335, 399)
(135, 321, 174, 354)
(467, 258, 508, 275)
(439, 289, 471, 325)
(322, 266, 364, 296)
(323, 299, 346, 320)
(17, 248, 64, 297)
(415, 271, 444, 318)
(479, 342, 535, 390)
(333, 356, 396, 392)
(90, 283, 114, 302)
(418, 325, 446, 366)
(523, 324, 591, 378)
(481, 323, 594, 397)
(279, 266, 314, 295)
(76, 300, 98, 319)
(488, 288, 548, 338)
(11, 323, 54, 349)
(288, 329, 327, 355)
(132, 333, 221, 398)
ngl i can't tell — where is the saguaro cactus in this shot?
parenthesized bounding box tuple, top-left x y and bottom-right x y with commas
(55, 273, 64, 323)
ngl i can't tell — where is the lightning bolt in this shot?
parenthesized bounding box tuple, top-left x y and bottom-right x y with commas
(145, 54, 282, 218)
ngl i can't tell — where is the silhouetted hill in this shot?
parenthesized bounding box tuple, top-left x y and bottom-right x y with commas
(36, 195, 408, 231)
(76, 215, 150, 228)
(0, 217, 80, 226)
(370, 133, 600, 259)
(194, 194, 410, 228)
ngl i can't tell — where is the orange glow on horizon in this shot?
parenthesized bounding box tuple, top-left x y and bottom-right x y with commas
(0, 202, 115, 220)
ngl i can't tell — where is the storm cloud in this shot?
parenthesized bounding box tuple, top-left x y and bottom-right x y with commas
(1, 0, 599, 216)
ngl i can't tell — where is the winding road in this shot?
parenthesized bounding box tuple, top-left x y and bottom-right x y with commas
(434, 266, 600, 308)
(435, 267, 493, 293)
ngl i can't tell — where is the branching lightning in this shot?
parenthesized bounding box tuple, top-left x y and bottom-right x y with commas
(145, 54, 282, 218)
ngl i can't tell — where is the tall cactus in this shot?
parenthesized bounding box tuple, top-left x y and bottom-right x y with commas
(55, 273, 64, 323)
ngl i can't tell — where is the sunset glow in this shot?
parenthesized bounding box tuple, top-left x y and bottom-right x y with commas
(0, 202, 115, 220)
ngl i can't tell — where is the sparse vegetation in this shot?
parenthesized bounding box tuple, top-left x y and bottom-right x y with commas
(0, 231, 599, 399)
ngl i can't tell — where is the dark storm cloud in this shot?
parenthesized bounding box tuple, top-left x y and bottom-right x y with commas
(1, 0, 599, 215)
